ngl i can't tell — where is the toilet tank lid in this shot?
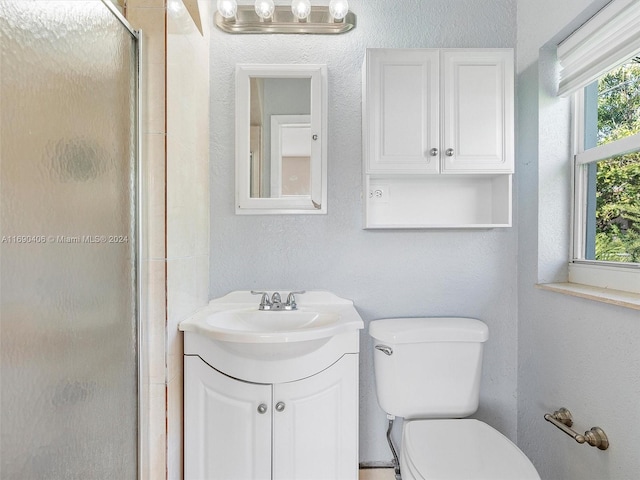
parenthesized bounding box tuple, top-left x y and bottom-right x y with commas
(368, 317, 488, 344)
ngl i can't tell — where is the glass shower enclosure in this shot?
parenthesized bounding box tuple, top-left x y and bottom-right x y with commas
(1, 1, 140, 477)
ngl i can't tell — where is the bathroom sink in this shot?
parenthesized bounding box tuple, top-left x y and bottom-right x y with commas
(204, 309, 341, 341)
(180, 290, 363, 344)
(179, 290, 364, 383)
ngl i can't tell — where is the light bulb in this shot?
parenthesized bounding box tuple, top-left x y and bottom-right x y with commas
(291, 0, 311, 20)
(167, 0, 185, 15)
(217, 0, 238, 19)
(329, 0, 348, 20)
(254, 0, 275, 19)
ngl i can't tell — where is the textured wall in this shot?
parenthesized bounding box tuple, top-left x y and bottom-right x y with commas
(209, 0, 517, 462)
(516, 1, 640, 479)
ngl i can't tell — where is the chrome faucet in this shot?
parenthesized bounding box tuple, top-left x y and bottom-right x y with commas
(251, 290, 306, 311)
(285, 291, 305, 310)
(269, 292, 287, 311)
(251, 291, 272, 310)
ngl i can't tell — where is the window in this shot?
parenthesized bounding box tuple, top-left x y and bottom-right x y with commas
(573, 60, 640, 263)
(558, 0, 640, 294)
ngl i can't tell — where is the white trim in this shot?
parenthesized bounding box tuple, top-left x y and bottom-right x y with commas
(575, 132, 640, 165)
(269, 114, 311, 198)
(569, 94, 583, 261)
(569, 262, 640, 294)
(572, 157, 588, 261)
(557, 0, 640, 96)
(235, 64, 327, 214)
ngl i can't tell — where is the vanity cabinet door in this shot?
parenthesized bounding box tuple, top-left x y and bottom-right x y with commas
(441, 50, 514, 173)
(184, 355, 272, 480)
(272, 354, 359, 480)
(365, 49, 440, 173)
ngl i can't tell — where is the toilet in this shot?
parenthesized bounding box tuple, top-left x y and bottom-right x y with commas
(369, 317, 540, 480)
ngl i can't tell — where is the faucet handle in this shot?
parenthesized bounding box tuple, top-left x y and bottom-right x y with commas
(285, 290, 306, 310)
(251, 291, 272, 310)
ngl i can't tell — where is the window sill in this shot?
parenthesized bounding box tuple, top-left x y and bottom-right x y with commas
(537, 283, 640, 311)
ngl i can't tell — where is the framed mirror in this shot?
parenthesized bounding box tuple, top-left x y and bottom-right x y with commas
(235, 64, 327, 214)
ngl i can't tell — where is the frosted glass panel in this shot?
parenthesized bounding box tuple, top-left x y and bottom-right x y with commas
(0, 2, 138, 478)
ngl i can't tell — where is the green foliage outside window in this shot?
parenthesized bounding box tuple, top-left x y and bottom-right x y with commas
(595, 62, 640, 262)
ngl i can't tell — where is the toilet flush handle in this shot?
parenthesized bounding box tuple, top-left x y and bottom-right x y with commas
(375, 344, 393, 356)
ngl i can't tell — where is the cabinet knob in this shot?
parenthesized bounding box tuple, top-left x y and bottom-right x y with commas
(257, 403, 268, 414)
(429, 148, 439, 157)
(445, 148, 454, 157)
(275, 401, 286, 412)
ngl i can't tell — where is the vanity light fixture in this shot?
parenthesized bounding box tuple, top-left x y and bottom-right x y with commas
(291, 0, 311, 20)
(217, 0, 238, 18)
(214, 0, 355, 34)
(328, 0, 349, 20)
(254, 0, 275, 19)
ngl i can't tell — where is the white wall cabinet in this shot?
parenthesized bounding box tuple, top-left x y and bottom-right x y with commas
(184, 354, 359, 480)
(366, 49, 440, 173)
(441, 50, 514, 173)
(363, 48, 514, 228)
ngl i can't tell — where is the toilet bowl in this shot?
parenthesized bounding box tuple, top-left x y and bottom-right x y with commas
(369, 317, 540, 480)
(401, 419, 539, 480)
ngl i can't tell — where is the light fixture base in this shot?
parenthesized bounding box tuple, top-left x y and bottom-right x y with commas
(214, 5, 356, 34)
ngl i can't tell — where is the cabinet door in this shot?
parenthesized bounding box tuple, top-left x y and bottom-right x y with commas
(441, 50, 514, 173)
(272, 355, 359, 480)
(184, 356, 272, 480)
(365, 49, 440, 173)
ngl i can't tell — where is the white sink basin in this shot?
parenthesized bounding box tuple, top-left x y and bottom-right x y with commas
(179, 291, 364, 383)
(180, 290, 363, 344)
(205, 309, 341, 340)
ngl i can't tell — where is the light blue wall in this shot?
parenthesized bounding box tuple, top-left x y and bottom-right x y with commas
(516, 1, 640, 479)
(209, 0, 517, 462)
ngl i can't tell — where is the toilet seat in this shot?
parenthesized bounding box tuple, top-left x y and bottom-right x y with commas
(401, 419, 540, 480)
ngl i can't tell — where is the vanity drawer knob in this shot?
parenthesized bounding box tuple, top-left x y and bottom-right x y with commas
(429, 148, 439, 157)
(257, 403, 268, 414)
(445, 148, 454, 156)
(275, 401, 286, 412)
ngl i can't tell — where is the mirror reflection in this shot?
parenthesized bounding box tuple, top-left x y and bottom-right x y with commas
(249, 78, 312, 199)
(235, 64, 326, 214)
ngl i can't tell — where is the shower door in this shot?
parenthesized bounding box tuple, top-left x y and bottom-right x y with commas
(0, 1, 139, 478)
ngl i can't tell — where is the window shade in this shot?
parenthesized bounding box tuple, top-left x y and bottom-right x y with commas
(557, 0, 640, 96)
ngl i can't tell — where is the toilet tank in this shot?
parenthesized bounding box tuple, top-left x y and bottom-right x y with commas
(369, 317, 488, 420)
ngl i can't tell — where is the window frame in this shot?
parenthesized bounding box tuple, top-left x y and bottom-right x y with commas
(570, 81, 640, 294)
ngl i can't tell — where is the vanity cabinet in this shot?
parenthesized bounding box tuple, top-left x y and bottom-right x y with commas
(184, 354, 359, 480)
(363, 48, 514, 228)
